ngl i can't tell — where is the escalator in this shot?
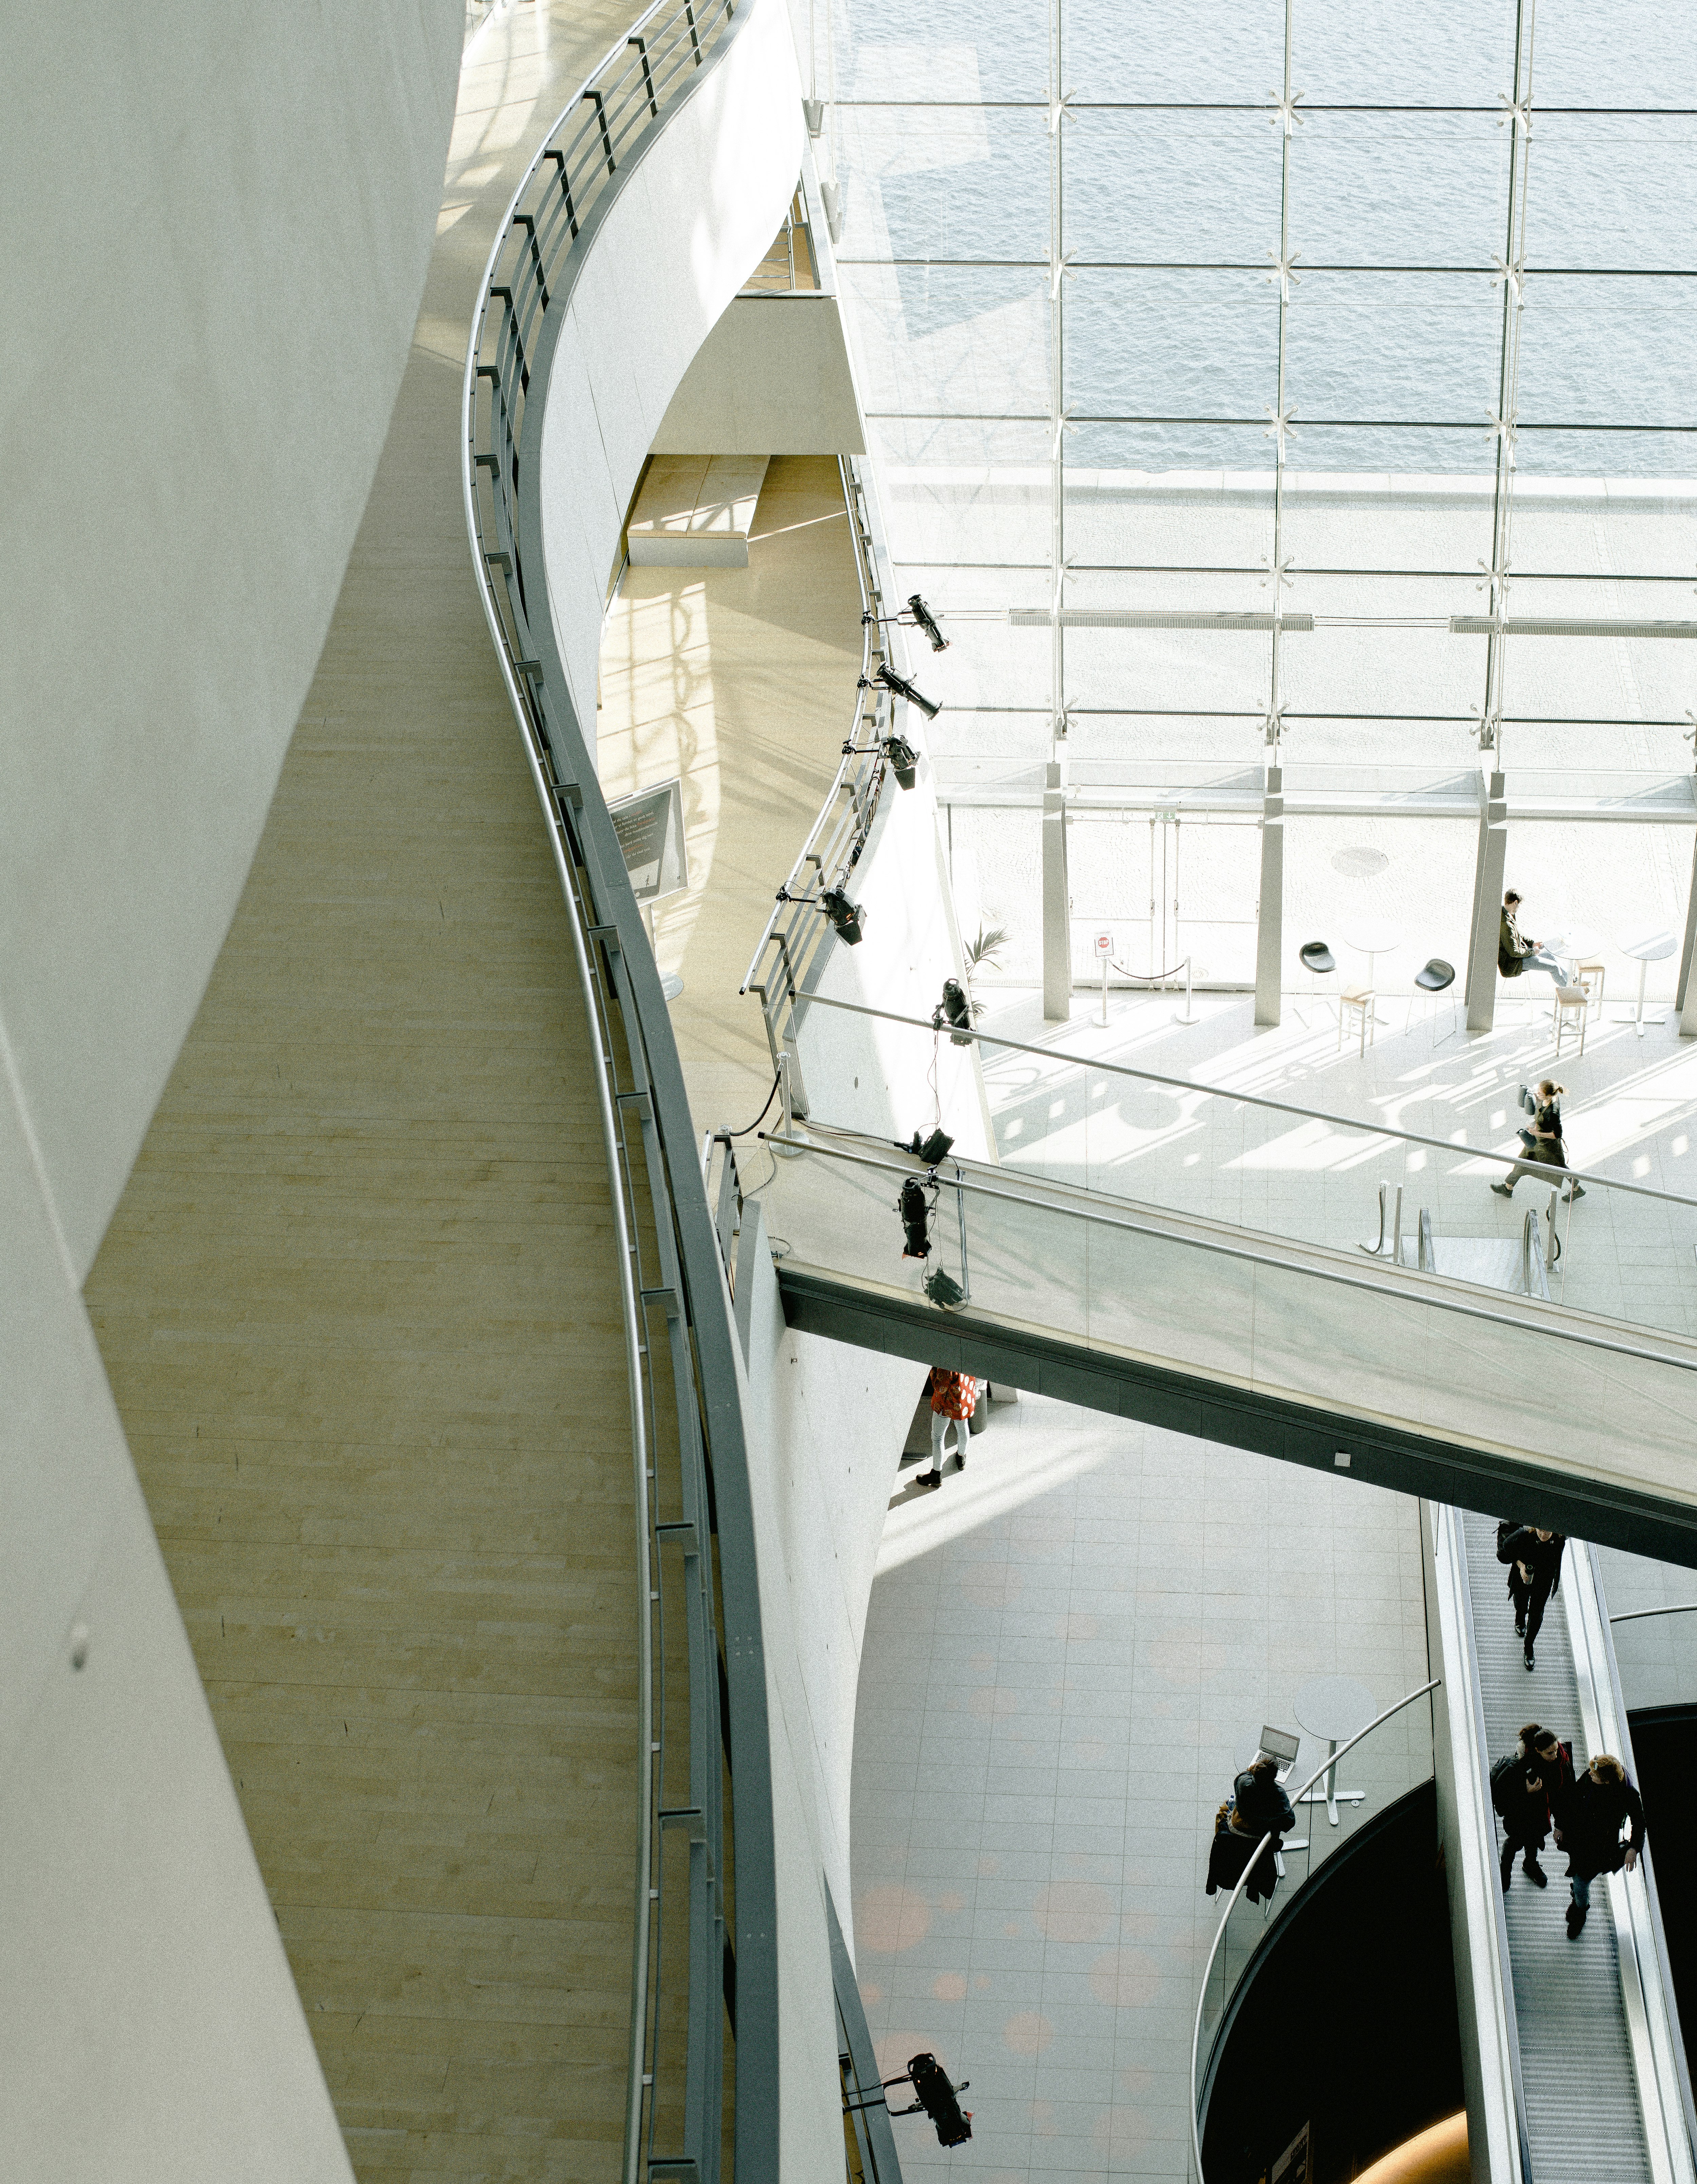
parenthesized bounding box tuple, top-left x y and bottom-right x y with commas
(1427, 1506, 1696, 2182)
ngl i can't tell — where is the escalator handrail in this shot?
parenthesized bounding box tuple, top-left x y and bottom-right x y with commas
(1189, 1676, 1440, 2183)
(1570, 1547, 1697, 2184)
(1437, 1503, 1534, 2184)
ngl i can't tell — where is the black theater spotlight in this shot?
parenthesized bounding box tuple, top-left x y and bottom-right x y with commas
(901, 1126, 954, 1166)
(888, 2053, 972, 2147)
(819, 887, 865, 945)
(875, 661, 942, 721)
(934, 977, 974, 1047)
(897, 1176, 932, 1260)
(883, 732, 919, 789)
(907, 594, 950, 652)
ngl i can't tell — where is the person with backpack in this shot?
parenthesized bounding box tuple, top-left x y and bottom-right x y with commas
(1560, 1754, 1646, 1937)
(1497, 1521, 1566, 1671)
(1491, 1725, 1558, 1890)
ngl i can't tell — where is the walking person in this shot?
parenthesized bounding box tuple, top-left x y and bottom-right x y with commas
(1491, 1725, 1559, 1890)
(917, 1366, 976, 1490)
(1496, 1522, 1566, 1671)
(1559, 1753, 1646, 1938)
(1492, 1079, 1584, 1202)
(1498, 890, 1572, 986)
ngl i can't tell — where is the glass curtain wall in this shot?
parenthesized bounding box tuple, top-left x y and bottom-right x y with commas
(810, 0, 1697, 999)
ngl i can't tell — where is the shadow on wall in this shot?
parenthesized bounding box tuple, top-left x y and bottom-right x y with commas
(1200, 1782, 1463, 2184)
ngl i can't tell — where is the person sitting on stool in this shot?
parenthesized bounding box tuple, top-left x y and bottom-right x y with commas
(1497, 1521, 1566, 1672)
(918, 1367, 976, 1490)
(1498, 889, 1572, 986)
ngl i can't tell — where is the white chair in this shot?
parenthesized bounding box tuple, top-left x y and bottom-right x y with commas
(1339, 986, 1375, 1056)
(1552, 983, 1589, 1060)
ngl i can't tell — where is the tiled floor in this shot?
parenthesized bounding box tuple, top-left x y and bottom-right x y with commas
(970, 980, 1697, 1341)
(849, 1392, 1432, 2182)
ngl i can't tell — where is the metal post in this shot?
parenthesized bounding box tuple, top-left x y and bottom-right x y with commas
(1046, 0, 1067, 758)
(1042, 761, 1070, 1021)
(1465, 769, 1508, 1032)
(1264, 0, 1298, 765)
(1677, 832, 1697, 1036)
(1255, 765, 1284, 1026)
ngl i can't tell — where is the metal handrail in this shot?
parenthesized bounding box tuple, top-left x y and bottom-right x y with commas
(780, 990, 1697, 1218)
(1189, 1678, 1440, 2183)
(738, 458, 908, 1081)
(1611, 1602, 1697, 1624)
(462, 4, 775, 2180)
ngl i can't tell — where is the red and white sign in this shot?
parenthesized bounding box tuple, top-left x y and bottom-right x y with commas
(1093, 931, 1113, 958)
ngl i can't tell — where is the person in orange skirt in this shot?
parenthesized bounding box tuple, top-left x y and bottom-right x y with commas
(919, 1367, 977, 1489)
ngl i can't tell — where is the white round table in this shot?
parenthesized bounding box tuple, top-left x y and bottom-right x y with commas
(1343, 920, 1403, 1007)
(1293, 1674, 1375, 1827)
(1543, 923, 1602, 969)
(1618, 925, 1676, 1038)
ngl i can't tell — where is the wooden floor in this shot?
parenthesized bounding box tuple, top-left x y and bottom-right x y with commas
(84, 7, 641, 2180)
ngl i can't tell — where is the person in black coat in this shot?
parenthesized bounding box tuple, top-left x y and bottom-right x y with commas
(1560, 1754, 1646, 1938)
(1204, 1758, 1295, 1906)
(1491, 1723, 1561, 1890)
(1497, 1522, 1566, 1671)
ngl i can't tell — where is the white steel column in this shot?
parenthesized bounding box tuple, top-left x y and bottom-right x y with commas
(1478, 0, 1538, 770)
(1255, 767, 1285, 1025)
(1466, 769, 1509, 1032)
(1040, 0, 1071, 1017)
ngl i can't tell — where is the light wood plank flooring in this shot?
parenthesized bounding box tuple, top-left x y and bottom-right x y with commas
(85, 6, 640, 2180)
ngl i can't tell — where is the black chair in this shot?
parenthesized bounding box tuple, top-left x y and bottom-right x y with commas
(1298, 940, 1336, 1022)
(1409, 956, 1456, 1039)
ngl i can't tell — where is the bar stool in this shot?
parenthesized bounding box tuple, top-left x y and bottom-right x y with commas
(1340, 986, 1376, 1056)
(1299, 940, 1336, 1024)
(1406, 957, 1456, 1039)
(1552, 982, 1589, 1059)
(1575, 958, 1605, 1018)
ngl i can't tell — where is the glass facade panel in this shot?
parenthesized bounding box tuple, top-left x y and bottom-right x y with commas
(824, 0, 1697, 1002)
(1066, 269, 1277, 419)
(1065, 110, 1281, 263)
(1518, 277, 1697, 429)
(1291, 113, 1508, 268)
(1282, 272, 1502, 426)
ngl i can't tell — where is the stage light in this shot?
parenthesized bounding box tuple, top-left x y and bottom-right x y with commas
(875, 662, 941, 720)
(907, 594, 949, 652)
(898, 1176, 931, 1260)
(934, 978, 973, 1047)
(903, 1126, 954, 1166)
(884, 733, 919, 789)
(820, 887, 865, 945)
(889, 2053, 972, 2146)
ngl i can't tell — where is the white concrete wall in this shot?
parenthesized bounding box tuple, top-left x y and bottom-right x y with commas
(650, 295, 865, 455)
(0, 3, 461, 2173)
(734, 1203, 924, 2165)
(535, 0, 805, 756)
